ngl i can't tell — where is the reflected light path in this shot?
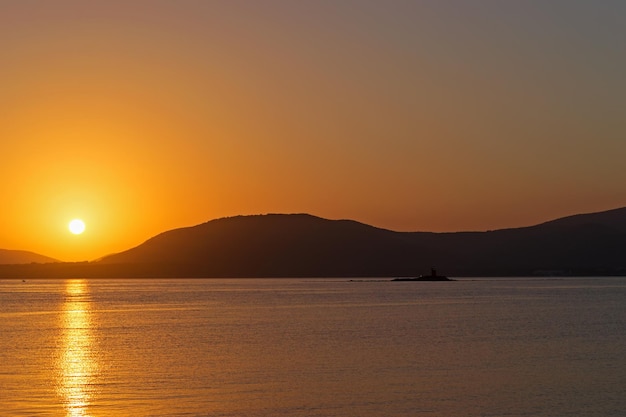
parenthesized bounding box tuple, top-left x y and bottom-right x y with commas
(57, 279, 98, 417)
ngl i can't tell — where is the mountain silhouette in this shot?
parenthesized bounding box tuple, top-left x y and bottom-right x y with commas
(95, 207, 626, 277)
(0, 249, 58, 265)
(99, 214, 418, 277)
(2, 207, 625, 278)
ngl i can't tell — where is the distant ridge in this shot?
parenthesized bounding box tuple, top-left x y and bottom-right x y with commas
(2, 208, 626, 278)
(0, 249, 58, 265)
(99, 213, 414, 277)
(95, 208, 626, 277)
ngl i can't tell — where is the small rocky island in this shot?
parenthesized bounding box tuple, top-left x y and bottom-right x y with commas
(392, 268, 453, 282)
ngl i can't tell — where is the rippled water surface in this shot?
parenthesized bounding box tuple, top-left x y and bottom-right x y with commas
(0, 277, 624, 416)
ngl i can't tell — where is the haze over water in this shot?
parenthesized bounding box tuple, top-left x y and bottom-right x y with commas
(1, 277, 624, 416)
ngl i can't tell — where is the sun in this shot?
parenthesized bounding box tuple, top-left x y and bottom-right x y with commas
(68, 219, 86, 235)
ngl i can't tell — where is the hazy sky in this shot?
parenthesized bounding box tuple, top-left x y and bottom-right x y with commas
(1, 0, 625, 261)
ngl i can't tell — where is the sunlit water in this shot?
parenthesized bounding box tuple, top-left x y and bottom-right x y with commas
(0, 277, 624, 416)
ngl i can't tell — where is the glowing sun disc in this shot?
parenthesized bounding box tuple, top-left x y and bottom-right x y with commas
(69, 219, 86, 235)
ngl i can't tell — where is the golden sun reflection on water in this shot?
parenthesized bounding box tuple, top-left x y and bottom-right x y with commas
(58, 279, 98, 417)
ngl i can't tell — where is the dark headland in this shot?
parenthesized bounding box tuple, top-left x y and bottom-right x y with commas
(1, 206, 626, 278)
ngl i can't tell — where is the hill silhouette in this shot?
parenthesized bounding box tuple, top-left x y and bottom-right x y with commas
(2, 207, 625, 278)
(95, 208, 626, 277)
(99, 214, 418, 277)
(0, 249, 58, 265)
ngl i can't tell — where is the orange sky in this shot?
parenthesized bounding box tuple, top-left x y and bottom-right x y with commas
(1, 1, 625, 261)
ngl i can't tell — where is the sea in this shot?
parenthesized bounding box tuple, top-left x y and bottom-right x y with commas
(0, 277, 624, 417)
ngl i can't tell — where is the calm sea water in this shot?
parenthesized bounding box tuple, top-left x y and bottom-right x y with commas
(0, 277, 624, 416)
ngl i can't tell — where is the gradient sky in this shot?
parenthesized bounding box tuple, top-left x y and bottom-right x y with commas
(1, 0, 625, 261)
